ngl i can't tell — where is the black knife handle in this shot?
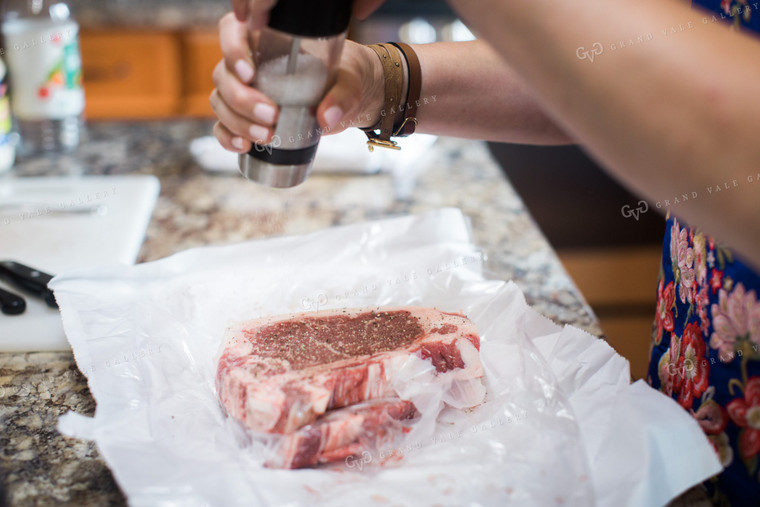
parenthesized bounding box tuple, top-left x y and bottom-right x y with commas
(0, 287, 26, 315)
(0, 260, 58, 309)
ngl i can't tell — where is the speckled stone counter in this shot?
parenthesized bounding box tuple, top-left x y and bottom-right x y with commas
(0, 119, 602, 506)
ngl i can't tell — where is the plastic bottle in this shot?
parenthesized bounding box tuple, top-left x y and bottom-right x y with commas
(0, 57, 15, 173)
(1, 0, 84, 154)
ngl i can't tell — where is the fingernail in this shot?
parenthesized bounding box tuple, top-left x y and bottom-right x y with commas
(235, 59, 254, 83)
(253, 103, 276, 124)
(231, 136, 245, 151)
(249, 124, 269, 142)
(324, 106, 343, 128)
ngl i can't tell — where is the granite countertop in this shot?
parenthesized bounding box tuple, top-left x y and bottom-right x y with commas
(0, 119, 602, 505)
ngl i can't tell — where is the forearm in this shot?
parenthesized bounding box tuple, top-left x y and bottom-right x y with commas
(448, 0, 760, 267)
(408, 40, 572, 144)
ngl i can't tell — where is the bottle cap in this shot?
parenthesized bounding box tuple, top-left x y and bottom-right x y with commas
(267, 0, 352, 37)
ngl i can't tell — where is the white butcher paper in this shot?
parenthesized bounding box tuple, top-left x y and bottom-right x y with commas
(52, 207, 720, 506)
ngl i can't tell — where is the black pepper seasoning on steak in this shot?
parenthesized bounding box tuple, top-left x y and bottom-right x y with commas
(247, 310, 424, 370)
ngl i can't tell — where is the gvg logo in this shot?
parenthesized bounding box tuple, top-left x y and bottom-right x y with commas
(250, 135, 282, 156)
(345, 451, 373, 471)
(667, 358, 701, 377)
(621, 200, 649, 221)
(576, 43, 603, 63)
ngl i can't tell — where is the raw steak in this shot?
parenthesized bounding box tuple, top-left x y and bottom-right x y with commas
(216, 307, 483, 434)
(266, 398, 418, 469)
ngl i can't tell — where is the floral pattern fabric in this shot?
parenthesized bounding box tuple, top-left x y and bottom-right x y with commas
(648, 217, 760, 506)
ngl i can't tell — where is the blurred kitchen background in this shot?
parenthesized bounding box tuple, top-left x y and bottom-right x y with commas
(8, 0, 663, 378)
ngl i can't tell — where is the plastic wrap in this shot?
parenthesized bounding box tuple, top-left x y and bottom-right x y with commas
(51, 208, 720, 506)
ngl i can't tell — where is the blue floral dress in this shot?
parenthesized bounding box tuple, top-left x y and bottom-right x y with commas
(648, 216, 760, 506)
(646, 7, 760, 507)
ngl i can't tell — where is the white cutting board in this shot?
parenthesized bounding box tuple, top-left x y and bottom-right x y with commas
(0, 175, 160, 351)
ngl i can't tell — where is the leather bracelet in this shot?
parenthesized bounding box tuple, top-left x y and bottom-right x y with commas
(389, 42, 421, 137)
(361, 42, 422, 151)
(362, 43, 404, 151)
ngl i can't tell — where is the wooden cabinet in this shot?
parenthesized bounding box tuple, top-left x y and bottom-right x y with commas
(558, 245, 662, 380)
(80, 28, 220, 119)
(80, 30, 183, 118)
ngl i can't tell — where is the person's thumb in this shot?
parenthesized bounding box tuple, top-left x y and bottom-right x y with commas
(316, 68, 365, 135)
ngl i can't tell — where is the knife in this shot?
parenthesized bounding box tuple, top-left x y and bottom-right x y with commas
(0, 260, 58, 308)
(0, 286, 25, 315)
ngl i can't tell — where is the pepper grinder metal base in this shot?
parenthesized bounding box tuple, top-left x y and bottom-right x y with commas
(238, 156, 311, 189)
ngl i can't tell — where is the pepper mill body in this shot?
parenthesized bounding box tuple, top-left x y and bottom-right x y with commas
(238, 0, 352, 188)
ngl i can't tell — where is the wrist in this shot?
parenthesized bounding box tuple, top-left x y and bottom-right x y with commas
(355, 43, 385, 129)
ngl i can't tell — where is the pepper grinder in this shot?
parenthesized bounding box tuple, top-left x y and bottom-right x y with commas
(239, 0, 352, 188)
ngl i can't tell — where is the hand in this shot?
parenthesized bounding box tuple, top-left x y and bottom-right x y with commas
(211, 12, 385, 153)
